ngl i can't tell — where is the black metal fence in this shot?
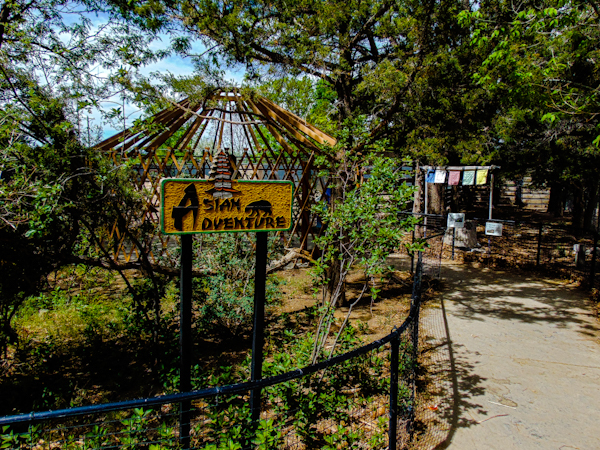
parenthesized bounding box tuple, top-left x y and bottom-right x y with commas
(457, 218, 599, 283)
(0, 258, 425, 450)
(417, 216, 447, 280)
(402, 212, 599, 286)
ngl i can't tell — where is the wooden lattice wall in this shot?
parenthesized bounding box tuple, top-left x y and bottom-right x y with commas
(95, 90, 337, 266)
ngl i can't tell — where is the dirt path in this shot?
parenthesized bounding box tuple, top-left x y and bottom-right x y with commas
(421, 261, 600, 450)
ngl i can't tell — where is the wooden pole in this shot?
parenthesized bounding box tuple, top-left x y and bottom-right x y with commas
(424, 171, 428, 238)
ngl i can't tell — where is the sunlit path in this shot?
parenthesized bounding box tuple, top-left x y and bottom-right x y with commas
(432, 262, 600, 450)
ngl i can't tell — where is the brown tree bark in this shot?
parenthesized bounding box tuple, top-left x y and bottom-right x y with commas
(413, 162, 423, 215)
(428, 183, 445, 214)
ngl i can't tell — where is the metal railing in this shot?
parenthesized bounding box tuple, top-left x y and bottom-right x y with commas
(0, 257, 425, 450)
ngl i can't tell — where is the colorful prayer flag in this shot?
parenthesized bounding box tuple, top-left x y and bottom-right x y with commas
(476, 169, 489, 185)
(462, 170, 475, 185)
(434, 170, 447, 184)
(426, 169, 435, 183)
(448, 171, 461, 185)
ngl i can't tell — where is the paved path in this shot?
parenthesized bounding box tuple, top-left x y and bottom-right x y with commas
(430, 262, 600, 450)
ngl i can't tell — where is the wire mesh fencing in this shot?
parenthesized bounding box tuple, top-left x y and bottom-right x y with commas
(0, 259, 426, 450)
(395, 213, 447, 280)
(417, 217, 446, 280)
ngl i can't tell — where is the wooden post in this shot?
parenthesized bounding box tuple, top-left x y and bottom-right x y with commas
(300, 159, 311, 251)
(489, 172, 494, 220)
(424, 170, 428, 238)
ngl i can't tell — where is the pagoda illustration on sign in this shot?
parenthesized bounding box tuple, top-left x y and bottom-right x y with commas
(206, 148, 241, 199)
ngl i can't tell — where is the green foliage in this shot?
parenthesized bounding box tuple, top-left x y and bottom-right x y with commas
(0, 118, 151, 351)
(255, 77, 337, 135)
(120, 408, 153, 449)
(1, 311, 415, 449)
(104, 0, 474, 162)
(315, 156, 417, 281)
(0, 424, 40, 449)
(192, 233, 283, 336)
(0, 0, 188, 354)
(459, 0, 600, 225)
(309, 152, 419, 361)
(251, 419, 282, 449)
(83, 425, 109, 450)
(16, 266, 123, 344)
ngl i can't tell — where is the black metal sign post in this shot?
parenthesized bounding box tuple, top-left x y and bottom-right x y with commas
(249, 232, 268, 425)
(161, 177, 293, 448)
(180, 234, 193, 449)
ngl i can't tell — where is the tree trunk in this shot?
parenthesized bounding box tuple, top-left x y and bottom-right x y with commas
(428, 183, 444, 214)
(413, 162, 423, 238)
(548, 181, 566, 217)
(572, 181, 585, 229)
(413, 162, 423, 215)
(583, 180, 599, 231)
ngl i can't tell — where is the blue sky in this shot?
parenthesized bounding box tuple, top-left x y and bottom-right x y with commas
(72, 12, 245, 140)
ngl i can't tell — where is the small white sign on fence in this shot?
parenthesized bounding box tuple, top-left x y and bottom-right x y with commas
(485, 222, 503, 236)
(447, 213, 465, 228)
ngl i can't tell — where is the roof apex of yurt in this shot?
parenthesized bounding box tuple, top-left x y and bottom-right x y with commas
(95, 88, 337, 158)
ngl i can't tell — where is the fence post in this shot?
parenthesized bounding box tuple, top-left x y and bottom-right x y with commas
(590, 232, 598, 288)
(388, 332, 399, 450)
(410, 229, 415, 273)
(451, 227, 455, 260)
(536, 222, 543, 266)
(411, 254, 423, 439)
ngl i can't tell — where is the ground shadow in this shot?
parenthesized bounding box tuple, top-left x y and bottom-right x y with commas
(439, 263, 600, 340)
(414, 296, 487, 449)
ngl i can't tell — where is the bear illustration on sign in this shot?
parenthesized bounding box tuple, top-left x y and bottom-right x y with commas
(245, 200, 272, 216)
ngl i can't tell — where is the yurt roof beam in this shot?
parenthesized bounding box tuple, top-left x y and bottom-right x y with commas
(175, 113, 203, 150)
(95, 91, 337, 160)
(258, 97, 336, 147)
(246, 99, 300, 157)
(190, 114, 212, 153)
(148, 105, 203, 152)
(249, 98, 320, 154)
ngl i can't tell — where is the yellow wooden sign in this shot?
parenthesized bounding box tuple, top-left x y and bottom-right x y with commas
(160, 179, 294, 234)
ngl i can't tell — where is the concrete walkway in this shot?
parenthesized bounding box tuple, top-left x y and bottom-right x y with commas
(428, 262, 600, 450)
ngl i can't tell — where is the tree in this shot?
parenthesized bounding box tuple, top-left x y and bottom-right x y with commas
(106, 0, 479, 303)
(459, 0, 600, 227)
(108, 0, 476, 149)
(309, 154, 418, 362)
(0, 0, 172, 353)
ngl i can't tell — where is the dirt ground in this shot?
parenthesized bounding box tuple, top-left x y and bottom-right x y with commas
(274, 265, 414, 342)
(416, 260, 600, 450)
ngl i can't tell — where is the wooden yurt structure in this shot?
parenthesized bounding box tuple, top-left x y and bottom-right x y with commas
(95, 89, 337, 266)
